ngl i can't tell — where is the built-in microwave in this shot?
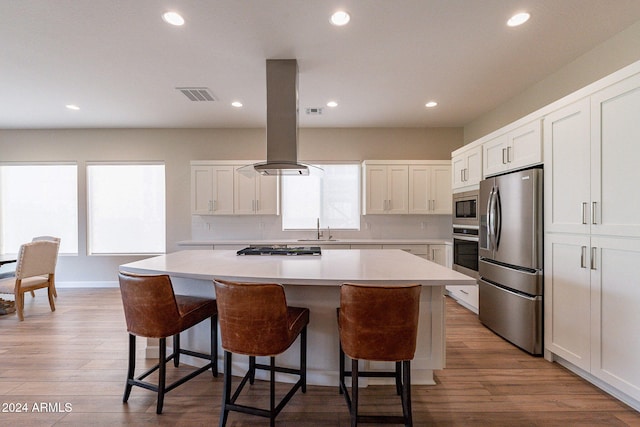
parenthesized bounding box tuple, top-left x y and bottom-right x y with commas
(452, 190, 479, 227)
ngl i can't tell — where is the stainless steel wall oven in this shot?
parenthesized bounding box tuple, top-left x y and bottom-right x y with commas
(452, 190, 480, 279)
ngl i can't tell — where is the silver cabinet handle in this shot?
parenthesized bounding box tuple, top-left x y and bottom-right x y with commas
(461, 169, 465, 182)
(213, 200, 217, 211)
(591, 202, 597, 225)
(465, 168, 469, 181)
(590, 247, 597, 270)
(209, 200, 213, 212)
(502, 148, 507, 164)
(582, 202, 588, 224)
(459, 289, 469, 295)
(580, 246, 587, 268)
(507, 146, 512, 163)
(387, 200, 392, 211)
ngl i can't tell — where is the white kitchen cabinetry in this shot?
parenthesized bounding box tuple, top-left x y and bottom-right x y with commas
(233, 167, 279, 215)
(544, 72, 640, 406)
(483, 119, 542, 177)
(191, 164, 234, 215)
(382, 244, 450, 267)
(408, 164, 452, 214)
(447, 284, 478, 313)
(362, 163, 409, 214)
(452, 145, 482, 191)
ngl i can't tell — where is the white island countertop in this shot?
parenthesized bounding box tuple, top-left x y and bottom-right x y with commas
(177, 238, 452, 246)
(120, 249, 472, 287)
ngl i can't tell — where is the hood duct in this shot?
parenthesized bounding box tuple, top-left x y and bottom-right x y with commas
(253, 59, 310, 176)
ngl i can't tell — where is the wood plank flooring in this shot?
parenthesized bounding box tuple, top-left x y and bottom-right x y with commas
(1, 288, 638, 426)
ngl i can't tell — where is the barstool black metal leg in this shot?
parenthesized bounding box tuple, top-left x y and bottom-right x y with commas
(173, 333, 180, 367)
(123, 334, 136, 402)
(249, 356, 256, 384)
(270, 356, 276, 427)
(157, 337, 167, 414)
(339, 342, 345, 395)
(402, 360, 413, 427)
(395, 361, 402, 395)
(220, 351, 232, 427)
(351, 358, 358, 427)
(301, 325, 307, 393)
(211, 315, 218, 377)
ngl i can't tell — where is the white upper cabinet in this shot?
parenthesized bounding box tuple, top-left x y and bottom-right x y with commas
(483, 119, 542, 177)
(452, 145, 482, 191)
(543, 98, 592, 234)
(408, 164, 452, 214)
(191, 164, 235, 215)
(233, 167, 279, 215)
(363, 163, 409, 214)
(590, 73, 640, 238)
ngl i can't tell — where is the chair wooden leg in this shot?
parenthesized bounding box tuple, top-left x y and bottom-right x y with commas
(156, 337, 167, 414)
(123, 334, 136, 402)
(47, 286, 56, 313)
(30, 290, 35, 297)
(17, 291, 25, 321)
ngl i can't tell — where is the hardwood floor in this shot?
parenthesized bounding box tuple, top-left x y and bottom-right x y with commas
(1, 288, 638, 426)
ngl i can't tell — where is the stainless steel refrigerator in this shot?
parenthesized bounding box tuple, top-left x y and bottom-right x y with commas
(478, 167, 543, 355)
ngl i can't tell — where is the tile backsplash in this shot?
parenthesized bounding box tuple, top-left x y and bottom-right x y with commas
(191, 214, 452, 241)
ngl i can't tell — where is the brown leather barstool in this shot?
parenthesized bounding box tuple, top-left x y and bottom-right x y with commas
(118, 272, 218, 414)
(213, 279, 309, 427)
(338, 283, 421, 427)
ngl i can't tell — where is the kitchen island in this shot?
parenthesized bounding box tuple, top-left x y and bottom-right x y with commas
(119, 249, 475, 386)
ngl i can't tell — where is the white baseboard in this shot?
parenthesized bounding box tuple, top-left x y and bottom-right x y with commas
(56, 281, 119, 288)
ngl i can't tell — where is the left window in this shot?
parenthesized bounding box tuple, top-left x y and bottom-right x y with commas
(87, 163, 165, 255)
(0, 163, 78, 254)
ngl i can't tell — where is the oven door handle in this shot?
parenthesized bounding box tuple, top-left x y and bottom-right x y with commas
(453, 235, 479, 242)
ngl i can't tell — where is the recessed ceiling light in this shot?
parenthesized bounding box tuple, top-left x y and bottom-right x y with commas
(326, 101, 338, 108)
(65, 104, 80, 110)
(425, 101, 438, 108)
(162, 11, 185, 26)
(507, 12, 530, 27)
(330, 11, 350, 26)
(231, 101, 243, 108)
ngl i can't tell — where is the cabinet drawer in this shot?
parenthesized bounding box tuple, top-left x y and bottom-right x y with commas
(447, 284, 478, 312)
(382, 244, 428, 255)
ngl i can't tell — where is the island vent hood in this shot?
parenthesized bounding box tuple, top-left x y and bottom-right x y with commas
(253, 59, 311, 176)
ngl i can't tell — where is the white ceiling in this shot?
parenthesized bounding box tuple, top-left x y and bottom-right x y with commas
(2, 0, 640, 130)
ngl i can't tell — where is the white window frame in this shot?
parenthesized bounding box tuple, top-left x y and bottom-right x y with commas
(281, 162, 361, 231)
(86, 162, 166, 255)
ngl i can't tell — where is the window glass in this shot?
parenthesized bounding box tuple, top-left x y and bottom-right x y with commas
(282, 164, 360, 230)
(87, 163, 165, 254)
(0, 163, 78, 254)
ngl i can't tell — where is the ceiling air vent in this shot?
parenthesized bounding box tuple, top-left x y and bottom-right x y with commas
(305, 107, 323, 115)
(176, 87, 216, 102)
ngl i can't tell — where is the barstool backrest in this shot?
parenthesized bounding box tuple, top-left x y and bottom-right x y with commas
(118, 272, 181, 338)
(339, 283, 421, 362)
(213, 279, 290, 356)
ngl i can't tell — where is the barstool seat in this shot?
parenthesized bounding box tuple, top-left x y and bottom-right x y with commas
(338, 283, 421, 427)
(213, 279, 309, 427)
(118, 272, 218, 414)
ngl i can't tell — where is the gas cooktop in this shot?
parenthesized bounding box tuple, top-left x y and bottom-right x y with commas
(236, 246, 321, 256)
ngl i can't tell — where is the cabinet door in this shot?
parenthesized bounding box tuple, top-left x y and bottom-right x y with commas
(364, 165, 388, 214)
(211, 167, 235, 215)
(544, 233, 592, 371)
(507, 119, 542, 170)
(543, 99, 591, 234)
(591, 73, 640, 238)
(408, 165, 430, 213)
(483, 133, 508, 177)
(427, 244, 448, 266)
(452, 154, 467, 190)
(466, 146, 482, 186)
(234, 168, 257, 215)
(590, 236, 640, 401)
(191, 166, 214, 214)
(430, 165, 452, 214)
(256, 175, 279, 215)
(386, 165, 408, 214)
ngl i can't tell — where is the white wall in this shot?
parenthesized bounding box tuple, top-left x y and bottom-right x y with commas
(0, 127, 462, 285)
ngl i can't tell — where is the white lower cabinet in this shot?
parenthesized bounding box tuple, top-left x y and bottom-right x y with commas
(546, 233, 640, 402)
(447, 284, 478, 313)
(381, 244, 449, 266)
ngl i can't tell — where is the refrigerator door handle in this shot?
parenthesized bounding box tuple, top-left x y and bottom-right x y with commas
(493, 188, 502, 250)
(487, 187, 496, 250)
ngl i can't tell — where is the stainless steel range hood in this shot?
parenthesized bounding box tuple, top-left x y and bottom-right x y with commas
(253, 59, 310, 176)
